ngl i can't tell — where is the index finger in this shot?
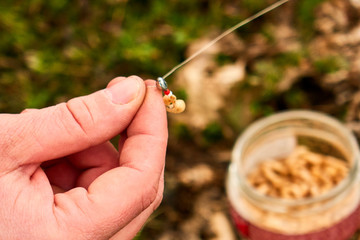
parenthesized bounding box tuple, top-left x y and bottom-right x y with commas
(118, 79, 168, 171)
(53, 80, 168, 237)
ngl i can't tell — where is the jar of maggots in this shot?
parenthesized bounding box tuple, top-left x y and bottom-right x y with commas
(226, 110, 360, 240)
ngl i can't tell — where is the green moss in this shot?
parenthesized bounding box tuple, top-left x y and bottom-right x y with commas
(202, 122, 224, 143)
(242, 0, 267, 13)
(275, 51, 303, 67)
(0, 0, 280, 113)
(283, 88, 307, 108)
(173, 123, 193, 141)
(295, 0, 326, 39)
(249, 99, 275, 116)
(260, 24, 276, 43)
(253, 60, 283, 89)
(313, 56, 348, 74)
(215, 53, 234, 66)
(174, 89, 188, 101)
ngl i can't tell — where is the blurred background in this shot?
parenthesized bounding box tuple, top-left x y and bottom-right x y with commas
(1, 0, 360, 239)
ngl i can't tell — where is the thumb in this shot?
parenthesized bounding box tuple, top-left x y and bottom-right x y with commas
(0, 76, 146, 170)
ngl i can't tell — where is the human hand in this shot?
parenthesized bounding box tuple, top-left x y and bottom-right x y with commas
(0, 76, 168, 240)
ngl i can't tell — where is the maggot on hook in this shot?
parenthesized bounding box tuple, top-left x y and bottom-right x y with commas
(157, 77, 186, 114)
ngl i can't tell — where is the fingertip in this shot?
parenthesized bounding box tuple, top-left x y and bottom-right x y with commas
(143, 79, 166, 116)
(20, 108, 39, 114)
(144, 80, 164, 100)
(127, 78, 168, 139)
(128, 75, 143, 82)
(106, 77, 127, 88)
(144, 79, 157, 88)
(107, 76, 144, 89)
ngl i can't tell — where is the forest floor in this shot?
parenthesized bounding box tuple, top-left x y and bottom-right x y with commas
(139, 0, 360, 239)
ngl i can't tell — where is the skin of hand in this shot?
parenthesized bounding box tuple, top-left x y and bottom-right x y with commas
(0, 76, 168, 240)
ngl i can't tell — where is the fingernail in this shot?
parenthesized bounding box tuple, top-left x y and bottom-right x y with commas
(105, 77, 140, 104)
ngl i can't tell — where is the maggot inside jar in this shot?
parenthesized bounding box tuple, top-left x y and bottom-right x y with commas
(247, 145, 349, 199)
(226, 110, 360, 240)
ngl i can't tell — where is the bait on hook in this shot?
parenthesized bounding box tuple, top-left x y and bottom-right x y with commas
(157, 0, 293, 113)
(157, 77, 186, 113)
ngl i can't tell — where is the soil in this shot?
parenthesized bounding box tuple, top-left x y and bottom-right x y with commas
(140, 0, 360, 239)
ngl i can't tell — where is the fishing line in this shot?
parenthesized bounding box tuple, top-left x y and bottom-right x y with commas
(162, 0, 292, 80)
(157, 0, 293, 113)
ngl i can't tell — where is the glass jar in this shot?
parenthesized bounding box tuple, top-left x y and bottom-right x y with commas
(226, 110, 360, 240)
